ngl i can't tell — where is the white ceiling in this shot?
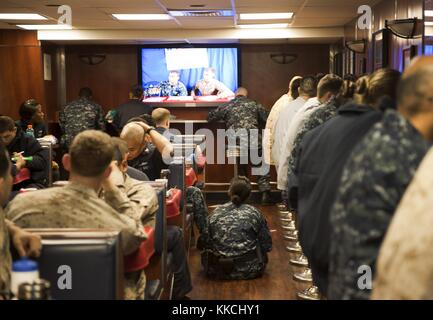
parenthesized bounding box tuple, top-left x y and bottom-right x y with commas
(0, 0, 382, 43)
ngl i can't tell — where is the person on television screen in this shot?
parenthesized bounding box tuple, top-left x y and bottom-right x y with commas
(159, 71, 188, 97)
(192, 67, 235, 99)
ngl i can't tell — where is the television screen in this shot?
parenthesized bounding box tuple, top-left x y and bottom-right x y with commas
(140, 47, 239, 98)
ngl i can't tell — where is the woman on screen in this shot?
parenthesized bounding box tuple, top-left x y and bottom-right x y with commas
(192, 67, 235, 99)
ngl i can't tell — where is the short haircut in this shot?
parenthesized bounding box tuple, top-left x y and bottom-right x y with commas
(79, 87, 92, 98)
(317, 74, 344, 99)
(19, 99, 40, 121)
(204, 67, 216, 74)
(229, 176, 252, 206)
(0, 143, 10, 178)
(169, 70, 180, 76)
(126, 114, 156, 127)
(111, 137, 128, 163)
(299, 76, 317, 97)
(290, 77, 302, 100)
(152, 108, 171, 125)
(0, 116, 16, 134)
(397, 66, 433, 117)
(69, 130, 114, 177)
(130, 85, 144, 98)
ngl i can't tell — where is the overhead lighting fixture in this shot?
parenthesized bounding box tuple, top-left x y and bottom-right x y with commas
(425, 10, 433, 17)
(385, 18, 423, 39)
(112, 14, 171, 20)
(425, 21, 433, 26)
(17, 24, 72, 30)
(345, 39, 367, 54)
(168, 9, 233, 17)
(0, 13, 47, 20)
(238, 23, 289, 29)
(239, 12, 293, 20)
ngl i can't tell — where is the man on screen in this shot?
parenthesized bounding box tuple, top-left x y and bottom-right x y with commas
(192, 67, 235, 99)
(159, 71, 188, 97)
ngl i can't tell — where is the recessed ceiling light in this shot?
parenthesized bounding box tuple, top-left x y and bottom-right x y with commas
(238, 23, 289, 29)
(425, 10, 433, 17)
(112, 14, 171, 20)
(239, 13, 294, 20)
(17, 24, 72, 30)
(0, 13, 47, 20)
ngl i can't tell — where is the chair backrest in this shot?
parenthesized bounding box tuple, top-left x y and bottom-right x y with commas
(24, 229, 123, 300)
(141, 182, 168, 286)
(37, 139, 53, 187)
(168, 156, 186, 206)
(126, 166, 149, 181)
(170, 135, 206, 145)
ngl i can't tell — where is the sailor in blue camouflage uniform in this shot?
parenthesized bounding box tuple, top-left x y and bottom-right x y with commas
(328, 65, 433, 300)
(159, 71, 188, 97)
(207, 87, 272, 204)
(59, 87, 105, 149)
(199, 176, 272, 280)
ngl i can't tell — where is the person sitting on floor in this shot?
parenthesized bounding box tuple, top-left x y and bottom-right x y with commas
(199, 176, 272, 280)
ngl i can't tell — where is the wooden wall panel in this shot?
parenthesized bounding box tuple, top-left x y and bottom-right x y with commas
(65, 45, 139, 113)
(341, 0, 424, 75)
(0, 30, 46, 120)
(241, 44, 330, 110)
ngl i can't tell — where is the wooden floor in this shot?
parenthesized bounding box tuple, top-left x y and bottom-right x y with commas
(188, 205, 299, 300)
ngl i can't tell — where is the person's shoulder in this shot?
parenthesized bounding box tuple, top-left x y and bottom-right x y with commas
(8, 188, 59, 212)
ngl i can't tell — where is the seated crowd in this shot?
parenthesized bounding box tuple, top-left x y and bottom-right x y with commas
(0, 85, 273, 300)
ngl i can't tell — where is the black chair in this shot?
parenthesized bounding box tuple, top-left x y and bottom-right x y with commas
(25, 229, 123, 300)
(126, 166, 149, 181)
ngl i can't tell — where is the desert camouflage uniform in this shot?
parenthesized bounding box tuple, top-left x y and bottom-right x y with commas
(0, 208, 11, 298)
(201, 202, 272, 280)
(328, 109, 430, 300)
(159, 81, 188, 97)
(286, 98, 341, 202)
(59, 97, 105, 148)
(208, 96, 271, 192)
(6, 182, 148, 300)
(194, 79, 234, 97)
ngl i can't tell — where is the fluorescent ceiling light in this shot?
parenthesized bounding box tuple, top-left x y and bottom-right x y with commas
(425, 10, 433, 17)
(239, 12, 293, 20)
(17, 24, 72, 30)
(112, 14, 171, 20)
(0, 13, 47, 20)
(238, 23, 289, 29)
(425, 21, 433, 26)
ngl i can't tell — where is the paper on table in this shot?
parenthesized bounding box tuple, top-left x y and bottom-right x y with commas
(166, 96, 193, 101)
(143, 97, 167, 103)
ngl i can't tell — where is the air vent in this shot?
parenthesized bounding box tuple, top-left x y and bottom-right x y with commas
(168, 9, 234, 17)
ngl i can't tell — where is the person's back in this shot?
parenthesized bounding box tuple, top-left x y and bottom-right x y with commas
(201, 177, 272, 280)
(328, 66, 433, 300)
(113, 85, 153, 131)
(208, 89, 268, 131)
(60, 88, 105, 148)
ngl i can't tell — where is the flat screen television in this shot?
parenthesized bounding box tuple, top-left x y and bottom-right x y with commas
(140, 46, 239, 99)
